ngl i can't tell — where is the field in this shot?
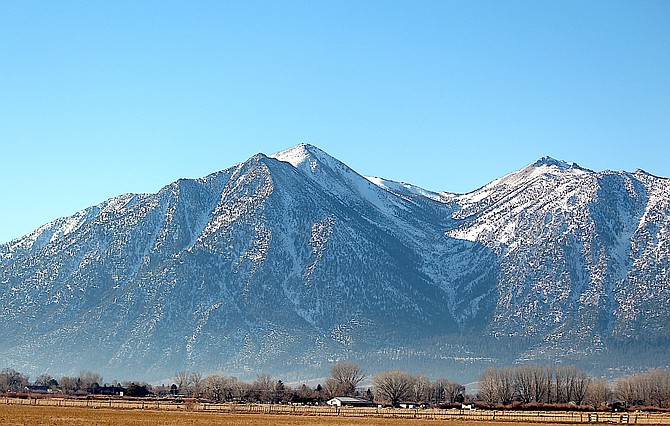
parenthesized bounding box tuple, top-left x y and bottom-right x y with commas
(0, 404, 434, 426)
(0, 404, 591, 426)
(2, 399, 670, 426)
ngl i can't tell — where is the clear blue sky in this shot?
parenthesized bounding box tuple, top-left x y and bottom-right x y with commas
(1, 1, 669, 244)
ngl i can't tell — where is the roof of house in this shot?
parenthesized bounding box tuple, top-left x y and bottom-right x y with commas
(329, 397, 371, 403)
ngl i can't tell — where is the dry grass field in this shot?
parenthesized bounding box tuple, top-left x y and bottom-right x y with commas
(0, 404, 587, 426)
(2, 402, 670, 426)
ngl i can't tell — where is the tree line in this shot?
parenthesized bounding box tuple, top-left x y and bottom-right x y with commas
(0, 369, 149, 397)
(479, 365, 670, 409)
(170, 363, 464, 407)
(479, 365, 602, 406)
(2, 363, 669, 409)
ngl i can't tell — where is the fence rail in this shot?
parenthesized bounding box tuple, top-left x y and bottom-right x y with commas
(3, 397, 670, 424)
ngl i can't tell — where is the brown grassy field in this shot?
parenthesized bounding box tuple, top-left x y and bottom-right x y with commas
(5, 398, 670, 426)
(0, 404, 596, 426)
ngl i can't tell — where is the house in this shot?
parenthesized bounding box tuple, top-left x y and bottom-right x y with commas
(326, 397, 374, 407)
(91, 384, 125, 396)
(25, 385, 50, 394)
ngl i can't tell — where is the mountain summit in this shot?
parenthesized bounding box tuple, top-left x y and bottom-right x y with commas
(1, 145, 668, 382)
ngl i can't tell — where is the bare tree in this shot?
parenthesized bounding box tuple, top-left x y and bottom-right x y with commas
(174, 371, 190, 393)
(59, 376, 79, 394)
(615, 375, 641, 406)
(322, 377, 341, 399)
(430, 378, 464, 404)
(531, 365, 550, 403)
(411, 374, 430, 403)
(567, 367, 590, 405)
(189, 371, 203, 397)
(646, 369, 670, 408)
(78, 371, 102, 393)
(429, 379, 447, 404)
(373, 369, 413, 406)
(514, 365, 535, 403)
(478, 368, 498, 405)
(250, 373, 274, 403)
(0, 368, 28, 393)
(232, 378, 249, 401)
(553, 366, 568, 403)
(495, 367, 515, 405)
(328, 362, 365, 396)
(202, 374, 229, 402)
(444, 379, 465, 403)
(585, 379, 611, 407)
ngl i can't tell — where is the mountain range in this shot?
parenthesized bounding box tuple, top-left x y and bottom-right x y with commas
(1, 144, 668, 384)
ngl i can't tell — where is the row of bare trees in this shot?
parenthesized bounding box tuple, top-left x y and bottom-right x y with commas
(57, 371, 104, 395)
(372, 369, 464, 406)
(173, 373, 333, 404)
(171, 363, 463, 407)
(172, 363, 366, 403)
(4, 363, 670, 408)
(186, 373, 282, 403)
(478, 365, 607, 406)
(615, 369, 670, 408)
(478, 366, 670, 409)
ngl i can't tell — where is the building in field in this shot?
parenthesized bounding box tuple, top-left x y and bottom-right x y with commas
(326, 396, 374, 407)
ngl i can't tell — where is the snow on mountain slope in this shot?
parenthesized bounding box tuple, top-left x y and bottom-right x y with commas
(365, 176, 455, 203)
(0, 148, 668, 383)
(443, 158, 670, 362)
(270, 144, 413, 224)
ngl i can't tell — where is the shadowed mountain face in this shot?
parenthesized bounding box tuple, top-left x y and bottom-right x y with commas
(1, 145, 668, 382)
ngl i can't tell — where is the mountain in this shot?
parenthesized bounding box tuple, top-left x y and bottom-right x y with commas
(1, 145, 668, 383)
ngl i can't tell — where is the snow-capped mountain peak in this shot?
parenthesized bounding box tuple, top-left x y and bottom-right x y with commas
(531, 156, 583, 170)
(270, 143, 335, 170)
(462, 156, 591, 202)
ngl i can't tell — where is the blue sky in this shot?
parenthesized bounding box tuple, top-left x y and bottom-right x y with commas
(1, 1, 669, 244)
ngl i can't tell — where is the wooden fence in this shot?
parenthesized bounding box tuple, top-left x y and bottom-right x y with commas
(3, 397, 670, 424)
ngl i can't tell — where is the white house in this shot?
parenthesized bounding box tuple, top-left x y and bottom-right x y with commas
(326, 397, 373, 407)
